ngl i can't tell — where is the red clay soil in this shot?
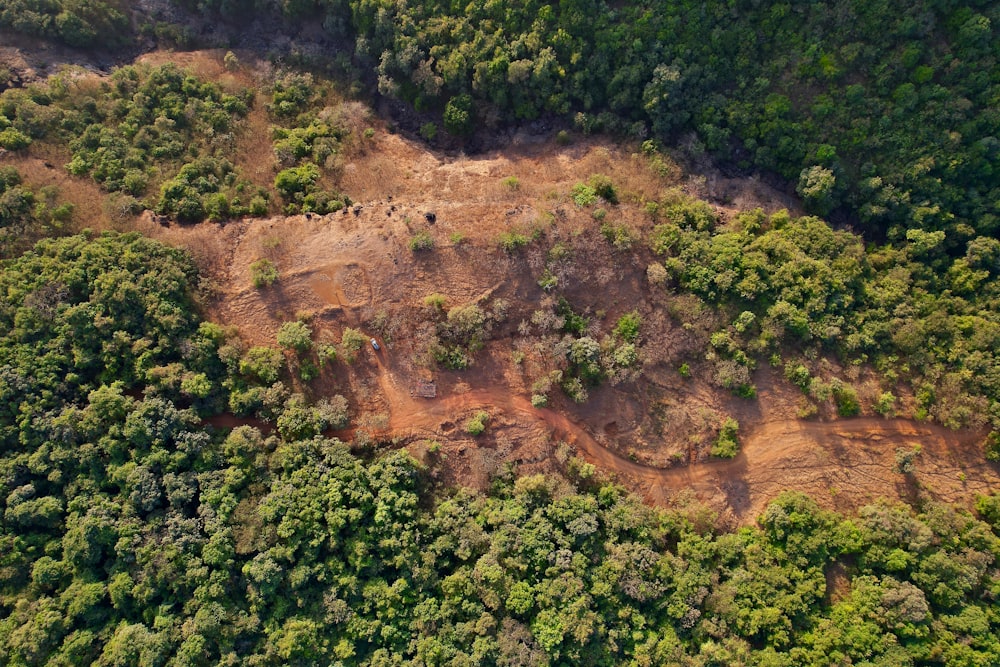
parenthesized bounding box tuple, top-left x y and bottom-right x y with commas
(370, 351, 996, 522)
(94, 50, 995, 522)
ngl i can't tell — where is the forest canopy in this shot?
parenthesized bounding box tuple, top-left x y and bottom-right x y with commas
(0, 233, 998, 665)
(5, 0, 997, 248)
(1, 1, 999, 662)
(298, 0, 998, 250)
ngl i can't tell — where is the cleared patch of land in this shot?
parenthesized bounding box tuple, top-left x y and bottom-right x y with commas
(128, 105, 998, 523)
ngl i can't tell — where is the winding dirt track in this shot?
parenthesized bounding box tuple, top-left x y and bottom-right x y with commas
(368, 351, 999, 520)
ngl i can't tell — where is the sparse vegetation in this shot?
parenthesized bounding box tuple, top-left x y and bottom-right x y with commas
(0, 167, 72, 257)
(5, 63, 257, 222)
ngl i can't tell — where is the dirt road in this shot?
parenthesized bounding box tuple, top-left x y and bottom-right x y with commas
(365, 349, 998, 520)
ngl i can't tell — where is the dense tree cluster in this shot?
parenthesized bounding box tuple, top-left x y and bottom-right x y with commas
(0, 0, 128, 48)
(330, 0, 998, 249)
(1, 64, 267, 223)
(0, 3, 997, 658)
(644, 187, 1000, 434)
(0, 166, 74, 258)
(267, 71, 354, 214)
(1, 235, 999, 665)
(3, 0, 996, 250)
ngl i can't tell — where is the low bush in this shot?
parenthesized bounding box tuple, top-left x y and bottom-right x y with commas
(498, 231, 529, 253)
(250, 259, 279, 288)
(465, 410, 490, 435)
(409, 231, 435, 251)
(711, 417, 740, 458)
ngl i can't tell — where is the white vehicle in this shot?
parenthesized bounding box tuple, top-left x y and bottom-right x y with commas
(370, 338, 380, 351)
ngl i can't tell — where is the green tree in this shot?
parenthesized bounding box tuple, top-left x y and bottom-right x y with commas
(277, 321, 313, 353)
(443, 94, 474, 135)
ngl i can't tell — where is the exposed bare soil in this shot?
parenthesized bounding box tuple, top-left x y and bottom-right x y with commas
(6, 48, 997, 522)
(137, 81, 997, 521)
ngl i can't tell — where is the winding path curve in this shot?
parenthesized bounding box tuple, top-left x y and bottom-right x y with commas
(367, 352, 999, 518)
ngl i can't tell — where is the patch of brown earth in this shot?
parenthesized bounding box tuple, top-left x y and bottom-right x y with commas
(131, 110, 999, 523)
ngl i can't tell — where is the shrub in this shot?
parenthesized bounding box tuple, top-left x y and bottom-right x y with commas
(156, 157, 251, 223)
(465, 411, 490, 435)
(275, 163, 320, 200)
(614, 311, 642, 343)
(498, 231, 529, 253)
(711, 417, 740, 458)
(600, 222, 635, 250)
(985, 432, 1000, 462)
(797, 165, 837, 215)
(531, 393, 548, 408)
(276, 393, 347, 440)
(443, 94, 474, 135)
(785, 364, 811, 390)
(340, 327, 367, 362)
(249, 195, 269, 216)
(299, 359, 319, 381)
(239, 346, 284, 384)
(0, 128, 31, 150)
(873, 391, 897, 417)
(424, 293, 448, 311)
(302, 190, 346, 214)
(571, 183, 597, 206)
(318, 344, 338, 365)
(419, 122, 438, 141)
(433, 344, 471, 370)
(833, 382, 860, 417)
(269, 72, 317, 118)
(537, 270, 558, 291)
(409, 231, 435, 251)
(561, 376, 589, 403)
(646, 262, 669, 286)
(250, 259, 278, 287)
(894, 446, 921, 474)
(502, 176, 520, 190)
(587, 174, 618, 204)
